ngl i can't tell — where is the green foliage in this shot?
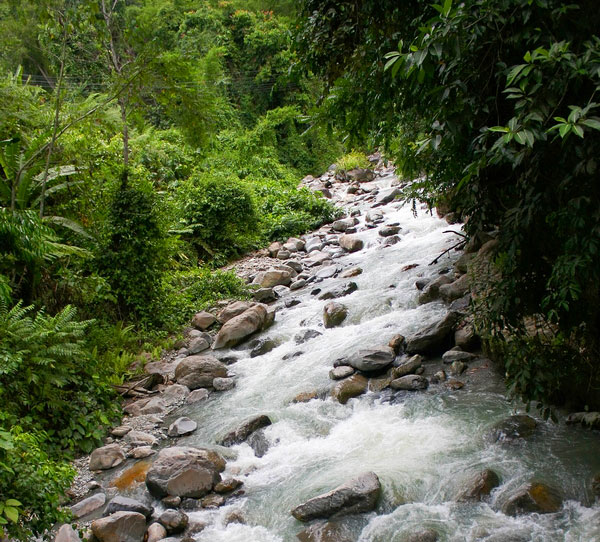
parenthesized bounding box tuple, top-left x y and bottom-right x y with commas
(101, 178, 171, 324)
(174, 173, 258, 261)
(335, 150, 370, 172)
(0, 426, 74, 540)
(163, 267, 249, 326)
(0, 301, 118, 453)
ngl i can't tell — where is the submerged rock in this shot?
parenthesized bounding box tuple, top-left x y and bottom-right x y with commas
(405, 529, 439, 542)
(390, 374, 428, 391)
(487, 415, 537, 443)
(296, 520, 354, 542)
(323, 302, 348, 328)
(405, 312, 459, 355)
(502, 482, 562, 516)
(159, 509, 189, 534)
(291, 472, 381, 521)
(456, 469, 500, 501)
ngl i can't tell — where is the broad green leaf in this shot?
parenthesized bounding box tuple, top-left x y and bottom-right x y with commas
(443, 0, 452, 17)
(572, 124, 584, 138)
(488, 126, 509, 133)
(582, 118, 600, 131)
(3, 507, 18, 523)
(4, 500, 21, 507)
(559, 124, 571, 138)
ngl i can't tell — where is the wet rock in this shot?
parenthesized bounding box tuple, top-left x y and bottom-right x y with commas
(213, 377, 235, 391)
(219, 415, 272, 447)
(347, 347, 395, 373)
(296, 520, 354, 542)
(331, 374, 368, 404)
(145, 446, 225, 499)
(487, 415, 537, 443)
(89, 443, 125, 471)
(295, 329, 322, 344)
(415, 278, 431, 291)
(388, 334, 406, 354)
(392, 355, 423, 378)
(382, 235, 400, 246)
(378, 225, 401, 237)
(502, 482, 562, 516)
(390, 374, 429, 391)
(161, 496, 181, 508)
(418, 275, 453, 304)
(339, 234, 364, 253)
(293, 391, 319, 403)
(449, 360, 467, 376)
(191, 311, 216, 331)
(285, 298, 301, 308)
(566, 411, 600, 430)
(91, 511, 146, 542)
(291, 471, 381, 521)
(375, 187, 401, 206)
(430, 370, 446, 384)
(291, 279, 307, 291)
(329, 366, 355, 380)
(323, 302, 348, 328)
(247, 428, 270, 457)
(405, 312, 460, 355)
(168, 417, 197, 438)
(442, 348, 476, 363)
(456, 469, 500, 501)
(249, 338, 278, 357)
(318, 282, 358, 300)
(104, 496, 153, 519)
(454, 252, 475, 274)
(365, 210, 384, 224)
(202, 494, 225, 508)
(340, 267, 362, 278)
(592, 473, 600, 498)
(186, 389, 209, 403)
(213, 304, 269, 349)
(124, 430, 157, 447)
(445, 379, 464, 390)
(55, 524, 81, 542)
(146, 522, 167, 542)
(71, 493, 106, 518)
(159, 509, 189, 534)
(214, 478, 243, 494)
(316, 265, 340, 279)
(406, 529, 439, 542)
(174, 355, 228, 390)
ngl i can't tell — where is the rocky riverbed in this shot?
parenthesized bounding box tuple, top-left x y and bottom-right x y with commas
(58, 160, 600, 542)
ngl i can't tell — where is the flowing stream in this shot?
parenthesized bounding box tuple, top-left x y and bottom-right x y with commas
(130, 171, 600, 541)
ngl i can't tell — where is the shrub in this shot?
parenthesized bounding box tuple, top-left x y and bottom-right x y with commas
(174, 173, 258, 260)
(335, 150, 371, 172)
(0, 301, 119, 453)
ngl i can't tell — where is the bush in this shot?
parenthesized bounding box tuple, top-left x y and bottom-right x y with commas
(0, 301, 119, 453)
(0, 427, 74, 540)
(174, 173, 258, 260)
(335, 150, 371, 172)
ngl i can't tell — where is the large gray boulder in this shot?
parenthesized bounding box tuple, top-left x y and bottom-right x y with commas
(456, 469, 500, 502)
(91, 512, 146, 542)
(405, 312, 459, 355)
(219, 415, 272, 447)
(168, 417, 197, 437)
(253, 269, 293, 288)
(439, 274, 470, 302)
(213, 305, 268, 349)
(174, 355, 227, 390)
(418, 275, 453, 304)
(191, 311, 216, 331)
(392, 355, 423, 378)
(89, 443, 125, 471)
(216, 301, 254, 324)
(347, 347, 395, 373)
(71, 493, 106, 518)
(55, 524, 81, 542)
(145, 446, 225, 499)
(487, 415, 537, 443)
(291, 472, 381, 521)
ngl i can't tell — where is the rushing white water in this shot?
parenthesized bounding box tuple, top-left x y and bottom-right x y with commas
(157, 172, 600, 542)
